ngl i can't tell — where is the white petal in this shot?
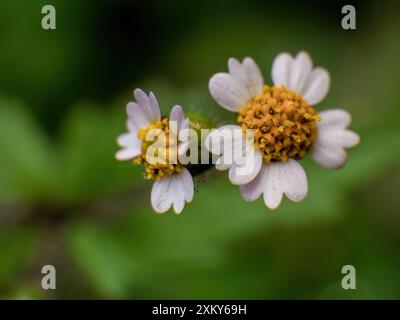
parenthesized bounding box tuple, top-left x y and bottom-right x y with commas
(115, 147, 141, 160)
(240, 164, 268, 201)
(311, 143, 347, 169)
(311, 108, 359, 169)
(170, 105, 188, 137)
(228, 57, 241, 74)
(126, 102, 150, 129)
(279, 159, 308, 202)
(209, 73, 251, 112)
(178, 141, 190, 156)
(206, 124, 256, 176)
(241, 160, 308, 208)
(171, 168, 194, 214)
(288, 51, 313, 93)
(301, 67, 330, 105)
(178, 118, 190, 140)
(116, 131, 142, 160)
(271, 52, 292, 87)
(272, 52, 330, 104)
(171, 177, 185, 214)
(180, 168, 194, 202)
(204, 125, 242, 155)
(242, 58, 264, 93)
(169, 105, 185, 129)
(151, 169, 194, 214)
(151, 178, 174, 213)
(168, 105, 191, 157)
(215, 135, 247, 170)
(127, 119, 138, 132)
(215, 156, 232, 170)
(133, 89, 161, 123)
(117, 132, 140, 148)
(148, 92, 162, 121)
(317, 128, 360, 149)
(181, 118, 190, 131)
(172, 197, 185, 214)
(179, 122, 191, 156)
(228, 149, 262, 185)
(318, 109, 352, 129)
(228, 57, 264, 98)
(263, 163, 283, 209)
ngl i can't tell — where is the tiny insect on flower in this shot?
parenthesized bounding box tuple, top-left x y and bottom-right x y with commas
(206, 51, 360, 209)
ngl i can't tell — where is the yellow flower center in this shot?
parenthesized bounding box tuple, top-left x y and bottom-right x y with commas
(133, 118, 183, 180)
(237, 85, 320, 163)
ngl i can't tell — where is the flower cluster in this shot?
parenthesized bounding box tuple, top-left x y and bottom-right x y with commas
(116, 89, 193, 213)
(116, 51, 360, 213)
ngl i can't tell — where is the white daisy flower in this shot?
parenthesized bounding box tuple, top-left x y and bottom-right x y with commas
(116, 88, 194, 214)
(206, 51, 360, 209)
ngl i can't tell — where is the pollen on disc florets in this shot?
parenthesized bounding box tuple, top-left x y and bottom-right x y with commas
(133, 118, 183, 180)
(237, 85, 320, 163)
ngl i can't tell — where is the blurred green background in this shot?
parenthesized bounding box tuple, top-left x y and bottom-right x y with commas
(0, 0, 400, 299)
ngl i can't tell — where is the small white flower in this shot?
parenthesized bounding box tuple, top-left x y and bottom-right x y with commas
(116, 89, 194, 214)
(206, 51, 360, 209)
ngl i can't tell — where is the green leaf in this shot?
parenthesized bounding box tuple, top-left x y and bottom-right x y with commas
(0, 227, 39, 296)
(67, 119, 400, 298)
(0, 97, 57, 203)
(56, 102, 143, 204)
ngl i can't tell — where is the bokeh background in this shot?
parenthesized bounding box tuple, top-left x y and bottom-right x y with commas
(0, 0, 400, 299)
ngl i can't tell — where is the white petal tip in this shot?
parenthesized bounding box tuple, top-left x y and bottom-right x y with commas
(154, 208, 168, 214)
(264, 199, 282, 210)
(115, 149, 138, 161)
(134, 88, 145, 96)
(173, 206, 184, 215)
(350, 132, 361, 147)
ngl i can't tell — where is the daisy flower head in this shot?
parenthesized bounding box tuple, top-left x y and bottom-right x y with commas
(116, 89, 194, 214)
(206, 51, 360, 209)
